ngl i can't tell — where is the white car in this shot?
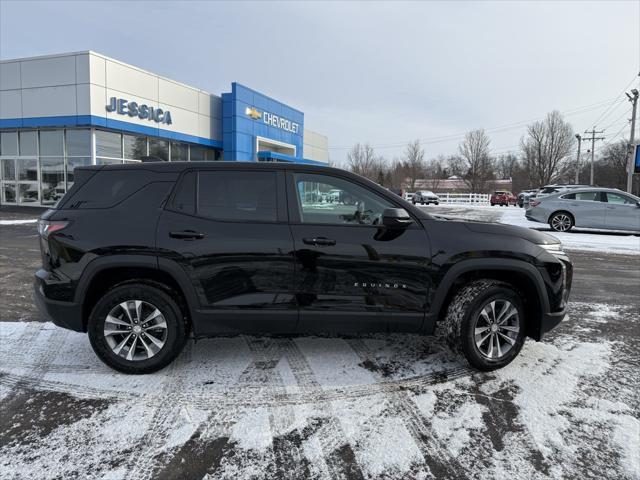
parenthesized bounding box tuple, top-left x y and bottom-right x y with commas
(412, 190, 440, 205)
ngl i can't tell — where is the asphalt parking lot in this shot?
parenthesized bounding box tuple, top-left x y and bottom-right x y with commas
(1, 207, 639, 479)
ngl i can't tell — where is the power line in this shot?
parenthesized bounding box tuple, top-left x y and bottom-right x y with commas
(328, 96, 622, 151)
(601, 106, 632, 132)
(590, 73, 640, 127)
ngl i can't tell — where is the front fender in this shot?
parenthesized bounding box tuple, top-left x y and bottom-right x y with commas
(425, 258, 551, 336)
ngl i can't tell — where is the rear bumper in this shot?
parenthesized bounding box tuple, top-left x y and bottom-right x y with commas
(34, 270, 84, 332)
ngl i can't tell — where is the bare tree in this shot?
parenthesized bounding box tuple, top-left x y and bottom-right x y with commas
(346, 143, 380, 180)
(458, 129, 494, 192)
(403, 140, 426, 190)
(495, 153, 519, 179)
(520, 111, 575, 187)
(424, 156, 446, 191)
(578, 140, 631, 190)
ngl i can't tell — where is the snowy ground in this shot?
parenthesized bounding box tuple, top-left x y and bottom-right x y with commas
(1, 300, 639, 480)
(424, 204, 640, 256)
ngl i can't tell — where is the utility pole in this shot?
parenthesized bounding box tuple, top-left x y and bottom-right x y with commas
(625, 88, 638, 193)
(574, 134, 582, 184)
(583, 127, 605, 185)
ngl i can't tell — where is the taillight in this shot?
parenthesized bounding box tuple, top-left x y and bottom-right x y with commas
(530, 200, 540, 207)
(37, 219, 69, 239)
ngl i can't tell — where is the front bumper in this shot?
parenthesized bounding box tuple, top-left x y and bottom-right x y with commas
(34, 269, 84, 332)
(538, 308, 567, 339)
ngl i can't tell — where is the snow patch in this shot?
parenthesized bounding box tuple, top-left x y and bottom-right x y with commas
(0, 219, 37, 225)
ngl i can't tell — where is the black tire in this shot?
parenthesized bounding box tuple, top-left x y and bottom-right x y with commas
(434, 202, 439, 205)
(441, 279, 526, 371)
(412, 200, 417, 205)
(88, 282, 188, 374)
(490, 203, 495, 206)
(549, 211, 574, 232)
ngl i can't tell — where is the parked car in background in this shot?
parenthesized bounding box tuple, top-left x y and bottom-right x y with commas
(526, 187, 640, 232)
(532, 184, 591, 201)
(518, 189, 537, 208)
(412, 190, 439, 205)
(490, 191, 517, 206)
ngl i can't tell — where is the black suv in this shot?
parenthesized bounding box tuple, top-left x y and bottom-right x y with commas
(35, 162, 572, 374)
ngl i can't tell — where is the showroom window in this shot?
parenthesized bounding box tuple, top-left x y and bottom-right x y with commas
(124, 134, 147, 161)
(171, 141, 189, 162)
(1, 131, 18, 156)
(39, 130, 64, 157)
(40, 157, 65, 205)
(149, 138, 169, 161)
(20, 131, 38, 156)
(66, 130, 91, 157)
(96, 130, 122, 159)
(190, 145, 206, 161)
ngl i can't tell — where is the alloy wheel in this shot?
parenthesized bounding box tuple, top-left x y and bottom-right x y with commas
(104, 300, 168, 361)
(551, 214, 572, 232)
(473, 299, 520, 359)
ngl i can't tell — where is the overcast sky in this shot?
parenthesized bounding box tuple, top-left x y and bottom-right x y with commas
(1, 1, 638, 165)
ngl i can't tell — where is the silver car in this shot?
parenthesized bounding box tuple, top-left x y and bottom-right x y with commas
(525, 187, 640, 232)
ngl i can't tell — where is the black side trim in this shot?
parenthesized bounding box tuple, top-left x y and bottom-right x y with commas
(426, 258, 551, 337)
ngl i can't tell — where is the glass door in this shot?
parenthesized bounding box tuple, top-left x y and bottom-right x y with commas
(16, 157, 40, 205)
(1, 158, 17, 204)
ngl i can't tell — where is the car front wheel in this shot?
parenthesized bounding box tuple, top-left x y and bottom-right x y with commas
(549, 211, 574, 232)
(88, 282, 188, 374)
(441, 279, 526, 371)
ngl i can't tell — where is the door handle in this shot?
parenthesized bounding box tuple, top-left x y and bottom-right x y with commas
(303, 237, 336, 246)
(169, 230, 205, 239)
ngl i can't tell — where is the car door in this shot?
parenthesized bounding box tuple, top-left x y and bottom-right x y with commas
(286, 171, 432, 333)
(561, 191, 606, 228)
(156, 168, 297, 335)
(603, 192, 640, 231)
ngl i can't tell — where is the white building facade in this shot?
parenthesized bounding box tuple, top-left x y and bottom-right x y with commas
(0, 51, 328, 206)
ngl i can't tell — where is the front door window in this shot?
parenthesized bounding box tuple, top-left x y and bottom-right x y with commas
(294, 173, 393, 226)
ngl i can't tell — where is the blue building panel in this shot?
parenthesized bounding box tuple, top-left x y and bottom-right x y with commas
(220, 82, 305, 162)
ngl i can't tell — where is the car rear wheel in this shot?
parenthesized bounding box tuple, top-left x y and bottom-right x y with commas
(549, 211, 574, 232)
(88, 283, 187, 374)
(441, 279, 526, 370)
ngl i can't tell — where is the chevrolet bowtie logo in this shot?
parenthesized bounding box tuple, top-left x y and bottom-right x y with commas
(245, 107, 262, 120)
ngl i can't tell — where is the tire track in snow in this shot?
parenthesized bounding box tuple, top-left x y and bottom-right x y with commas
(347, 337, 470, 478)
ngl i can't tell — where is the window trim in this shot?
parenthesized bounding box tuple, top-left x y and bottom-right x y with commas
(285, 170, 418, 228)
(166, 168, 285, 224)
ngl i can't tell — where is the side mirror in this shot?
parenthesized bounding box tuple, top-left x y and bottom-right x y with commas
(382, 208, 413, 228)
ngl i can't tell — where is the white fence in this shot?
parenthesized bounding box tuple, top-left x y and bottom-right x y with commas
(433, 193, 491, 204)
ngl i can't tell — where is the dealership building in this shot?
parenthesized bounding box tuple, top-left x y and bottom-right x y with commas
(0, 51, 329, 206)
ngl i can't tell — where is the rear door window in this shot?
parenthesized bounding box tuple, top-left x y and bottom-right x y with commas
(564, 191, 600, 201)
(605, 192, 636, 205)
(197, 170, 278, 222)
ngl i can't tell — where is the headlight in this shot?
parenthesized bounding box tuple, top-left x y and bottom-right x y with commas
(540, 243, 567, 258)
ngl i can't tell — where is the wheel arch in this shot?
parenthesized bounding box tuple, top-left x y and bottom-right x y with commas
(429, 258, 550, 340)
(77, 255, 197, 332)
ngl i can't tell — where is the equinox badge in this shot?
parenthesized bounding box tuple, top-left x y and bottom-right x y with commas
(354, 282, 407, 289)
